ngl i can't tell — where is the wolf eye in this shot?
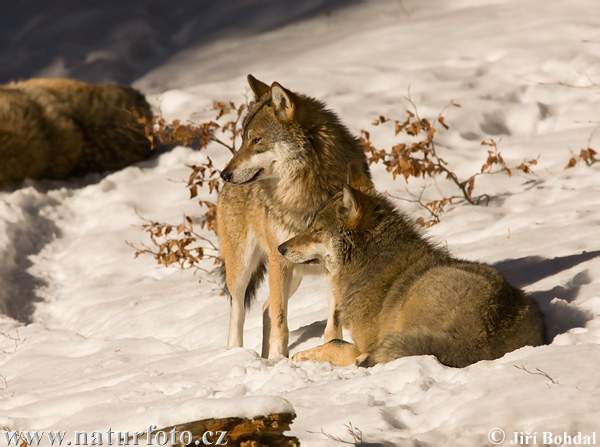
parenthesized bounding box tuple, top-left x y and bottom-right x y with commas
(252, 137, 262, 145)
(313, 227, 322, 233)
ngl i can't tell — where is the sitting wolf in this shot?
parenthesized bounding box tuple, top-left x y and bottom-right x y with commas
(278, 167, 545, 367)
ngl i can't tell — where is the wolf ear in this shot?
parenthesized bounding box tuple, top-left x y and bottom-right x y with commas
(247, 74, 270, 99)
(339, 183, 377, 231)
(347, 163, 374, 193)
(271, 82, 295, 121)
(338, 184, 361, 226)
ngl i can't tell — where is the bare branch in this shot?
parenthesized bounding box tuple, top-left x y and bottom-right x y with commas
(514, 365, 559, 385)
(210, 136, 236, 155)
(307, 422, 365, 445)
(536, 72, 599, 92)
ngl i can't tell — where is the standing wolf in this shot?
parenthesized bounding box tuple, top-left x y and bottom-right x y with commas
(216, 75, 370, 358)
(0, 78, 152, 187)
(278, 167, 545, 367)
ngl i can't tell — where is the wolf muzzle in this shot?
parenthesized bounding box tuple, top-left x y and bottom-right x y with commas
(220, 169, 233, 183)
(277, 244, 288, 256)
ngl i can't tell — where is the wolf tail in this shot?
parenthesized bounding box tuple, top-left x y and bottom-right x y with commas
(218, 260, 267, 309)
(358, 328, 488, 368)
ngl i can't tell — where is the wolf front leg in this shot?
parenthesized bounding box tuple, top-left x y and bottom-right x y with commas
(264, 254, 298, 358)
(224, 260, 250, 347)
(223, 239, 264, 348)
(261, 268, 303, 358)
(323, 271, 342, 342)
(226, 278, 247, 348)
(261, 299, 271, 357)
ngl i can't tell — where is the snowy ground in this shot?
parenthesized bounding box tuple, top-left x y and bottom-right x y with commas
(1, 1, 600, 446)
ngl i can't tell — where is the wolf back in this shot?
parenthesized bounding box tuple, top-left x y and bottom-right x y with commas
(0, 78, 152, 186)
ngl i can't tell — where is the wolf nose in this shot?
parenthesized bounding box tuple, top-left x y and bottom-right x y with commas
(220, 169, 233, 183)
(278, 244, 288, 256)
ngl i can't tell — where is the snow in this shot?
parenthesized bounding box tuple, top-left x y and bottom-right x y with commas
(1, 0, 599, 445)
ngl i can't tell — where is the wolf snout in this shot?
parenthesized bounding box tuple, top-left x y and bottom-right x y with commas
(278, 244, 288, 257)
(220, 169, 233, 183)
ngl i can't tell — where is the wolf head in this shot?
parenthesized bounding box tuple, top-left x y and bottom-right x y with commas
(220, 74, 367, 188)
(278, 165, 380, 273)
(220, 75, 311, 184)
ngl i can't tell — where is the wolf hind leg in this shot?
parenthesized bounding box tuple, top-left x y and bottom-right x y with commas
(358, 329, 489, 368)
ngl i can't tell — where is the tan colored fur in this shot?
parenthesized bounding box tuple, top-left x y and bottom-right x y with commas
(280, 168, 545, 368)
(216, 75, 370, 358)
(292, 339, 360, 366)
(0, 78, 152, 186)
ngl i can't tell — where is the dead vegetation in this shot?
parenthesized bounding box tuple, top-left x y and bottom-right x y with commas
(129, 102, 246, 278)
(133, 87, 599, 270)
(360, 91, 538, 226)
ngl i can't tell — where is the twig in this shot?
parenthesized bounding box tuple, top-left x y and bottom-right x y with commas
(1, 329, 26, 354)
(210, 136, 236, 155)
(308, 422, 364, 445)
(404, 89, 476, 204)
(514, 365, 559, 385)
(230, 99, 248, 153)
(386, 189, 439, 224)
(537, 73, 599, 91)
(585, 123, 600, 149)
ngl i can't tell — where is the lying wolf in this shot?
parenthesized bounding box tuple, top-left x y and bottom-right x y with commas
(0, 78, 152, 186)
(217, 75, 370, 358)
(279, 167, 545, 367)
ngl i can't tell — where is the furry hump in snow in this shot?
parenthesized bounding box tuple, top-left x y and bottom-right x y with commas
(0, 78, 152, 187)
(216, 74, 370, 359)
(279, 166, 546, 368)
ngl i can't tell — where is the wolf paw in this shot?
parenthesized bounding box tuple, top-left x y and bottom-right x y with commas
(355, 353, 376, 368)
(291, 351, 312, 362)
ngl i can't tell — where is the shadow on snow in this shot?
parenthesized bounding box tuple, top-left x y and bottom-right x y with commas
(494, 251, 600, 342)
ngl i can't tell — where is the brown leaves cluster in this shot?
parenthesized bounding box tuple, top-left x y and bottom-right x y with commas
(145, 101, 247, 154)
(565, 147, 597, 169)
(477, 138, 539, 184)
(480, 138, 538, 177)
(186, 159, 221, 233)
(362, 100, 538, 226)
(147, 116, 218, 150)
(212, 101, 247, 153)
(130, 101, 248, 277)
(130, 214, 222, 288)
(149, 100, 247, 239)
(214, 101, 246, 136)
(364, 111, 445, 182)
(133, 216, 210, 269)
